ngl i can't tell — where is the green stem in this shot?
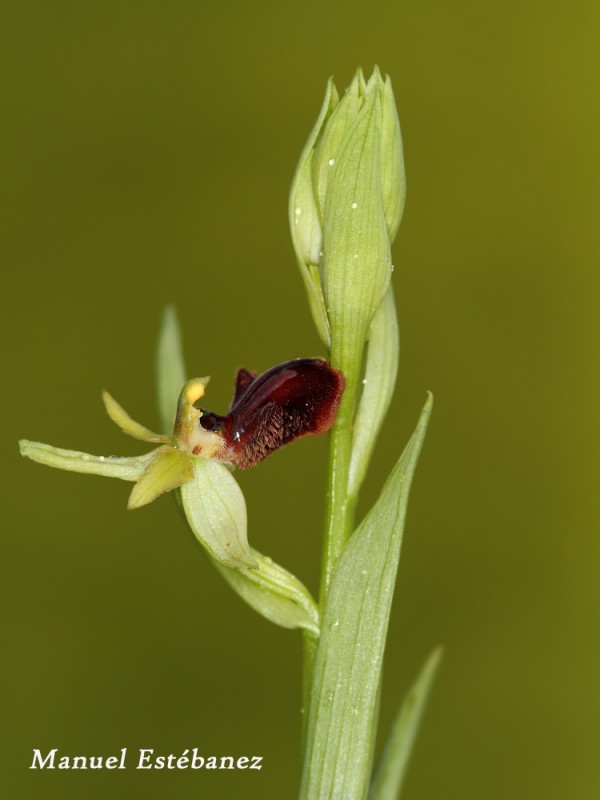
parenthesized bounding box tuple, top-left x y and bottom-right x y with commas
(319, 334, 363, 604)
(301, 631, 319, 749)
(307, 329, 364, 763)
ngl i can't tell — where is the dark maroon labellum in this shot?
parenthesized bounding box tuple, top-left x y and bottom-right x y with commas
(198, 358, 345, 469)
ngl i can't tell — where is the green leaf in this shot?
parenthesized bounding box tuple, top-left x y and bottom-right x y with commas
(368, 648, 442, 800)
(156, 305, 187, 435)
(102, 390, 170, 443)
(19, 440, 155, 481)
(214, 549, 320, 635)
(181, 458, 257, 569)
(348, 285, 399, 499)
(127, 446, 193, 510)
(300, 395, 432, 800)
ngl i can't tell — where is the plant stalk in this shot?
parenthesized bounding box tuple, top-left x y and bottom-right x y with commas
(301, 630, 318, 749)
(319, 333, 363, 605)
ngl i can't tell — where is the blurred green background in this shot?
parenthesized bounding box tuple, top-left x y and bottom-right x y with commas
(2, 1, 599, 798)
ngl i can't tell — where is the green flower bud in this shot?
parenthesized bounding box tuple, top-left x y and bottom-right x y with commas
(289, 78, 339, 346)
(311, 72, 362, 223)
(290, 67, 406, 359)
(380, 74, 406, 241)
(321, 82, 391, 366)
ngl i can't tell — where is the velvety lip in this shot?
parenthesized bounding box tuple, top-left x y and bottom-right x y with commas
(199, 358, 345, 468)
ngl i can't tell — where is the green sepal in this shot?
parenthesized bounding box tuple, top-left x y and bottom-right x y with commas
(156, 305, 187, 435)
(19, 440, 155, 481)
(181, 458, 257, 569)
(214, 549, 320, 635)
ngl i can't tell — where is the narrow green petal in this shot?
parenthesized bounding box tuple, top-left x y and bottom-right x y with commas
(181, 458, 257, 569)
(368, 648, 443, 800)
(214, 548, 319, 635)
(102, 390, 170, 443)
(156, 305, 187, 435)
(348, 286, 399, 499)
(127, 446, 193, 509)
(19, 440, 154, 481)
(300, 396, 432, 800)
